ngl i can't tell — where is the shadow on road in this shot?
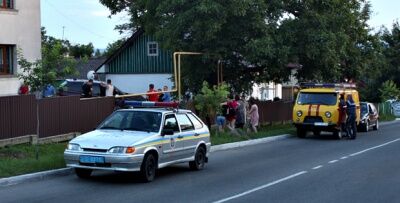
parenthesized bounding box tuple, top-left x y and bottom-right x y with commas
(74, 164, 194, 184)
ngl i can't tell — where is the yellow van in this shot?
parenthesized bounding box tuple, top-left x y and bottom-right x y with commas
(292, 83, 360, 138)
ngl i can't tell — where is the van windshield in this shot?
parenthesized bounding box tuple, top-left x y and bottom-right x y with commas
(297, 92, 337, 105)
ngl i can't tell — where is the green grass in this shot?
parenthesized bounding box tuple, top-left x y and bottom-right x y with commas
(211, 123, 296, 145)
(379, 114, 397, 122)
(0, 123, 295, 178)
(0, 143, 67, 178)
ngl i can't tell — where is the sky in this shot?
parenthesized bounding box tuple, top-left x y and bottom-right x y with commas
(41, 0, 400, 50)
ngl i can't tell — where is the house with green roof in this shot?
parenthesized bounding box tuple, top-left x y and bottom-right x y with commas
(96, 29, 174, 94)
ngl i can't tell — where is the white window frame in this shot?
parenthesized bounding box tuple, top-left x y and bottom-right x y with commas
(147, 42, 159, 56)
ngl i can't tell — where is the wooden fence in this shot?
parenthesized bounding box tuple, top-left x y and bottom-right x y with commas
(0, 95, 294, 142)
(0, 95, 115, 140)
(256, 101, 294, 124)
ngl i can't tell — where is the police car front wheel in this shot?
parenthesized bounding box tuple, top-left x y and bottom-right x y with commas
(140, 153, 157, 182)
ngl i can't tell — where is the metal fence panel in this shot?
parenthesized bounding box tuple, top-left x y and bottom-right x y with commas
(0, 96, 12, 139)
(10, 95, 36, 137)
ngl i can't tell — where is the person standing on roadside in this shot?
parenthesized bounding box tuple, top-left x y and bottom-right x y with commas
(43, 84, 56, 98)
(247, 97, 259, 133)
(18, 82, 29, 95)
(235, 95, 245, 129)
(105, 79, 114, 97)
(157, 88, 164, 102)
(338, 94, 347, 135)
(346, 94, 357, 139)
(82, 79, 93, 98)
(147, 84, 159, 101)
(221, 95, 239, 135)
(162, 86, 171, 102)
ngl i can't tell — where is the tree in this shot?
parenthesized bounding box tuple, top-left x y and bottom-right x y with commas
(18, 28, 79, 93)
(381, 22, 400, 86)
(280, 0, 372, 82)
(100, 0, 289, 92)
(100, 0, 374, 93)
(104, 38, 126, 57)
(69, 43, 94, 58)
(94, 49, 102, 57)
(379, 80, 400, 101)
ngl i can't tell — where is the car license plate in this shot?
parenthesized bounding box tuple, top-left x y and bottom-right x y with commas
(79, 156, 105, 164)
(314, 122, 328, 126)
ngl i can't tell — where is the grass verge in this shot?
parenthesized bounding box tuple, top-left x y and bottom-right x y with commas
(0, 143, 67, 178)
(379, 114, 396, 122)
(211, 123, 295, 145)
(0, 123, 295, 178)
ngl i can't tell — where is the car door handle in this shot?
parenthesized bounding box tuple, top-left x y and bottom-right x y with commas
(194, 133, 200, 136)
(177, 135, 184, 139)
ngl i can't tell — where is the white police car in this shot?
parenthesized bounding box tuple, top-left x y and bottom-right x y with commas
(64, 101, 210, 182)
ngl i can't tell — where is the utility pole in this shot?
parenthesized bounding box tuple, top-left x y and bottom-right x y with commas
(62, 26, 65, 41)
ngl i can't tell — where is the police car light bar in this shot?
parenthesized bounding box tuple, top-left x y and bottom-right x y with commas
(300, 83, 356, 89)
(124, 101, 179, 108)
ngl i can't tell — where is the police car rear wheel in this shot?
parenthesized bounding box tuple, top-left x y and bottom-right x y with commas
(75, 168, 92, 179)
(140, 153, 156, 182)
(190, 147, 206, 170)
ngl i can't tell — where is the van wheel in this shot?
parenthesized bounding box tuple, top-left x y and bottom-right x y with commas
(297, 128, 306, 138)
(189, 147, 206, 170)
(75, 168, 92, 179)
(333, 131, 342, 139)
(140, 153, 157, 182)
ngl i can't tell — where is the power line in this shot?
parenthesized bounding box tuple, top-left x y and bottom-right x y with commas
(43, 0, 116, 42)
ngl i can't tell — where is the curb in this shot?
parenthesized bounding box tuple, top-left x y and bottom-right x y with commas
(0, 168, 73, 187)
(210, 134, 293, 152)
(0, 134, 292, 187)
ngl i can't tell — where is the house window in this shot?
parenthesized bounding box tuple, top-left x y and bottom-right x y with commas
(0, 0, 14, 9)
(147, 42, 158, 56)
(0, 45, 14, 75)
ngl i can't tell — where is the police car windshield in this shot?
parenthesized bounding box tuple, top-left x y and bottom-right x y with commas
(297, 92, 337, 105)
(98, 111, 162, 133)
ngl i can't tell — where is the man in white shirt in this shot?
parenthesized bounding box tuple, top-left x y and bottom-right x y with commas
(105, 79, 114, 96)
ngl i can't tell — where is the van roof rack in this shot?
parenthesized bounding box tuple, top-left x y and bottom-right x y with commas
(299, 82, 356, 89)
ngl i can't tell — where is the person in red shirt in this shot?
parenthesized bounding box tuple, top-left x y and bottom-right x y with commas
(147, 84, 159, 101)
(18, 83, 29, 95)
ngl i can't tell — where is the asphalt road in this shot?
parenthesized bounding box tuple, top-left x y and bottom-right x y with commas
(1, 121, 400, 203)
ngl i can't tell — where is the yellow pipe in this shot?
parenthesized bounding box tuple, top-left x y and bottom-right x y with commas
(178, 54, 181, 100)
(116, 52, 202, 99)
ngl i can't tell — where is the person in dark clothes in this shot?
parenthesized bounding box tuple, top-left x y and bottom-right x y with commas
(82, 79, 93, 98)
(346, 94, 357, 139)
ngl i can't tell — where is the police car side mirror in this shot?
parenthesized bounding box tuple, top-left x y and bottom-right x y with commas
(161, 129, 174, 136)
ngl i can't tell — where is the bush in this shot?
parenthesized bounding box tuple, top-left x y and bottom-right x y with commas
(194, 82, 229, 125)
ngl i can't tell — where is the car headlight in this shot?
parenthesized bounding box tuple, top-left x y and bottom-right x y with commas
(325, 111, 332, 118)
(108, 146, 135, 154)
(67, 143, 82, 151)
(297, 110, 303, 117)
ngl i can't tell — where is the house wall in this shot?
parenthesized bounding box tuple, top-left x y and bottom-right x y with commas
(252, 82, 282, 101)
(107, 34, 173, 74)
(0, 0, 41, 95)
(106, 74, 174, 94)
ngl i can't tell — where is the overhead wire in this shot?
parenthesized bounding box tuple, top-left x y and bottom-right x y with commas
(43, 0, 116, 42)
